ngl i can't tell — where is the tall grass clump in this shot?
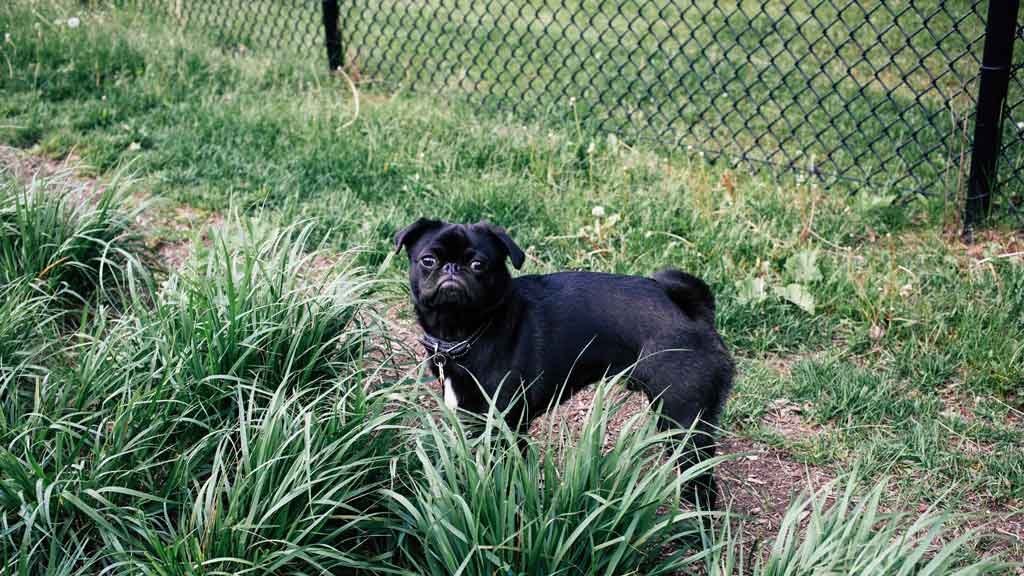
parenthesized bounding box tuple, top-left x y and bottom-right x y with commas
(0, 280, 59, 381)
(0, 169, 147, 305)
(1, 218, 407, 574)
(386, 379, 720, 576)
(146, 221, 377, 425)
(701, 475, 1013, 575)
(0, 329, 408, 574)
(113, 383, 408, 573)
(0, 310, 169, 574)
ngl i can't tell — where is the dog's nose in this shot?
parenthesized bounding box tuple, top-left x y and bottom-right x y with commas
(443, 262, 459, 275)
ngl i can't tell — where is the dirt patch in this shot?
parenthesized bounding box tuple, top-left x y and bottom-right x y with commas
(145, 206, 225, 270)
(760, 353, 800, 378)
(962, 229, 1024, 263)
(362, 300, 426, 389)
(716, 438, 834, 534)
(938, 380, 980, 424)
(762, 398, 822, 442)
(528, 385, 652, 451)
(935, 490, 1024, 572)
(0, 146, 83, 182)
(0, 145, 106, 205)
(0, 145, 228, 273)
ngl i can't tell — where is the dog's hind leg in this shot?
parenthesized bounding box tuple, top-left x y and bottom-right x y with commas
(635, 357, 724, 511)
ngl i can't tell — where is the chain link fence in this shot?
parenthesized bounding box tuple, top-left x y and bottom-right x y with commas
(149, 1, 1023, 226)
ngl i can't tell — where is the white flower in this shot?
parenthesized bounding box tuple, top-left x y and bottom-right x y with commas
(128, 142, 141, 151)
(568, 96, 576, 107)
(1017, 121, 1024, 131)
(4, 33, 10, 43)
(591, 206, 606, 218)
(67, 17, 81, 29)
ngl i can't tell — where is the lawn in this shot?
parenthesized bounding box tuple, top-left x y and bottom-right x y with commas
(0, 1, 1022, 574)
(161, 0, 997, 198)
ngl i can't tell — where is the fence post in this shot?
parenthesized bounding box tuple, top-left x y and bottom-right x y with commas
(321, 0, 343, 72)
(965, 0, 1020, 236)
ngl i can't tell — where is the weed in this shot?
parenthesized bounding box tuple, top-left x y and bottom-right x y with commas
(387, 378, 721, 576)
(0, 168, 147, 305)
(702, 474, 1013, 575)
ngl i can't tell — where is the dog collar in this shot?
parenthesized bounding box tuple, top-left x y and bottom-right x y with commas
(417, 288, 512, 365)
(419, 318, 492, 365)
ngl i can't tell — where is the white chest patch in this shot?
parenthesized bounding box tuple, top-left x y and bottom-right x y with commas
(443, 378, 458, 409)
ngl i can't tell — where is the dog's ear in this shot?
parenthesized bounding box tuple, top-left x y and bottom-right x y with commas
(477, 221, 525, 270)
(394, 218, 444, 255)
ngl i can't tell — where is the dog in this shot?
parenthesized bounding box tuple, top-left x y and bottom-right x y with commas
(395, 218, 733, 508)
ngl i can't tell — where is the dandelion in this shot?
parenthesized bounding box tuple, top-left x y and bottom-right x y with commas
(1017, 121, 1024, 131)
(591, 206, 606, 218)
(568, 96, 576, 107)
(67, 16, 81, 29)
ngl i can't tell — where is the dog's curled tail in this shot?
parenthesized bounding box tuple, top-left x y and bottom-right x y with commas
(652, 269, 715, 323)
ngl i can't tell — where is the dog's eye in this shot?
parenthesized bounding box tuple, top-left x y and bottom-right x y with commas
(470, 260, 485, 272)
(420, 256, 437, 269)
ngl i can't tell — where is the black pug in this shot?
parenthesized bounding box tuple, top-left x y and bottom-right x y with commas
(396, 218, 733, 508)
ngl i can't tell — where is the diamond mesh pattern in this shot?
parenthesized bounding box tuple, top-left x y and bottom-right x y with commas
(150, 1, 1022, 222)
(170, 0, 321, 56)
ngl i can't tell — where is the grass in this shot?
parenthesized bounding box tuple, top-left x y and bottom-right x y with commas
(0, 169, 147, 304)
(149, 221, 374, 414)
(387, 379, 718, 576)
(151, 0, 999, 198)
(0, 197, 405, 573)
(703, 475, 1016, 576)
(0, 174, 1008, 575)
(0, 0, 1022, 572)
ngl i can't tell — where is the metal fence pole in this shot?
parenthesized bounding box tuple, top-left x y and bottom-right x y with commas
(965, 0, 1020, 235)
(321, 0, 343, 71)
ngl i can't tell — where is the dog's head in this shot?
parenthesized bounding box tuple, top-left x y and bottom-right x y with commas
(395, 218, 525, 315)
